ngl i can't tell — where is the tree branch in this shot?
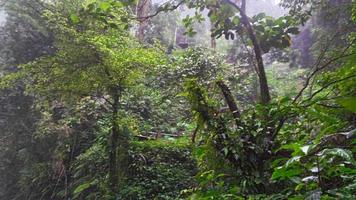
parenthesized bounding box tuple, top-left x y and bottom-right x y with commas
(302, 74, 356, 104)
(293, 39, 356, 103)
(307, 129, 356, 157)
(135, 0, 185, 22)
(216, 80, 241, 127)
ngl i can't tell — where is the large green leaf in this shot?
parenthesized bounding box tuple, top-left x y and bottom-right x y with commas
(272, 166, 302, 180)
(320, 148, 355, 165)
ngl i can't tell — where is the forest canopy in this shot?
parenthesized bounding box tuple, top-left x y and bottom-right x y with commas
(0, 0, 355, 199)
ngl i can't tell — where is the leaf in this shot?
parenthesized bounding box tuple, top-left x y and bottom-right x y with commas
(253, 13, 267, 21)
(232, 16, 240, 25)
(302, 176, 318, 182)
(339, 166, 356, 175)
(254, 25, 265, 32)
(286, 156, 301, 167)
(336, 97, 356, 112)
(121, 17, 128, 23)
(209, 12, 218, 23)
(301, 145, 311, 155)
(295, 183, 305, 191)
(73, 182, 91, 195)
(320, 148, 355, 164)
(272, 166, 302, 180)
(278, 96, 291, 105)
(99, 2, 111, 11)
(108, 23, 118, 29)
(277, 143, 303, 156)
(70, 13, 79, 24)
(223, 147, 228, 156)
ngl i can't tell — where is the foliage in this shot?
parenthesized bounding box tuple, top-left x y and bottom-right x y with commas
(266, 63, 307, 97)
(183, 1, 299, 54)
(70, 137, 197, 199)
(1, 0, 356, 199)
(121, 138, 197, 199)
(0, 0, 53, 199)
(272, 130, 356, 199)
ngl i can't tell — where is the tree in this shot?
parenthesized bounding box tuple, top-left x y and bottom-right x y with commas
(0, 0, 54, 198)
(136, 0, 152, 41)
(130, 0, 354, 196)
(1, 1, 164, 195)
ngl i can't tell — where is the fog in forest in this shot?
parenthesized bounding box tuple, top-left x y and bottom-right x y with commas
(1, 0, 355, 199)
(0, 10, 6, 25)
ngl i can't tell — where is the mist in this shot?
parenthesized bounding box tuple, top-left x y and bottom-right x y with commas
(1, 1, 355, 199)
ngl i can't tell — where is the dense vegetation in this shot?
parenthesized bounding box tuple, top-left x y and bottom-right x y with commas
(0, 0, 355, 199)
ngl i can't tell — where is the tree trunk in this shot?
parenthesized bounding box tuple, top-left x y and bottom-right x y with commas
(211, 36, 216, 50)
(210, 18, 216, 51)
(224, 0, 271, 104)
(240, 2, 270, 104)
(108, 91, 120, 193)
(136, 0, 151, 41)
(216, 80, 241, 127)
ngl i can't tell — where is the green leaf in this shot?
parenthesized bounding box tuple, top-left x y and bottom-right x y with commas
(336, 97, 356, 112)
(253, 13, 267, 21)
(70, 13, 79, 24)
(108, 23, 118, 29)
(272, 166, 302, 180)
(223, 147, 228, 156)
(99, 2, 111, 11)
(320, 148, 355, 164)
(339, 166, 356, 175)
(286, 156, 301, 167)
(232, 16, 240, 25)
(73, 182, 91, 195)
(277, 143, 302, 156)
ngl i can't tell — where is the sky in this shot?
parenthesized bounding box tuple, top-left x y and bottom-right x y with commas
(0, 0, 283, 26)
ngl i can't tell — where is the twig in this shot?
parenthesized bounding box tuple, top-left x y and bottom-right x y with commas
(302, 74, 356, 104)
(307, 129, 356, 157)
(135, 0, 185, 22)
(316, 103, 343, 109)
(293, 39, 355, 103)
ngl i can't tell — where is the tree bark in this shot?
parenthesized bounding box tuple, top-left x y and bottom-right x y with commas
(108, 90, 120, 193)
(211, 35, 216, 50)
(224, 0, 271, 104)
(210, 21, 216, 50)
(216, 80, 241, 127)
(191, 125, 199, 143)
(136, 0, 152, 41)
